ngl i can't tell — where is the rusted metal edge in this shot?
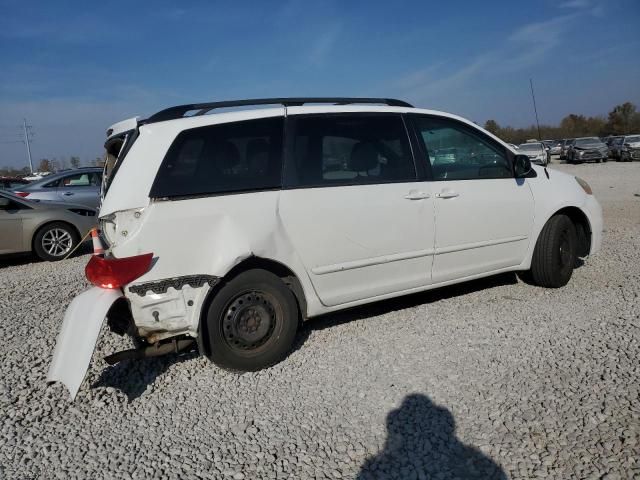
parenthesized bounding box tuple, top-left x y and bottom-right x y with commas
(128, 275, 220, 297)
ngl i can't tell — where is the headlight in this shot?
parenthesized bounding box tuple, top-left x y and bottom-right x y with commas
(578, 150, 585, 156)
(575, 176, 592, 195)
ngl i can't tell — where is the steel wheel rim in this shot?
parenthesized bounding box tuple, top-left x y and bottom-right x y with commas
(42, 228, 73, 257)
(222, 290, 279, 352)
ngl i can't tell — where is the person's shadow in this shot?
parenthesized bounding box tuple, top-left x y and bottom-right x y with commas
(358, 394, 507, 480)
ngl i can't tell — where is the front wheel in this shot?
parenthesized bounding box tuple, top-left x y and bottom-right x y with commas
(33, 222, 79, 261)
(529, 214, 577, 288)
(205, 269, 299, 371)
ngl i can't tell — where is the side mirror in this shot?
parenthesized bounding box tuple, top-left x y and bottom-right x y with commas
(0, 197, 11, 209)
(514, 154, 533, 178)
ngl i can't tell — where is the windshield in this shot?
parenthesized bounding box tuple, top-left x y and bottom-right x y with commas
(625, 135, 640, 143)
(575, 137, 601, 146)
(518, 143, 542, 151)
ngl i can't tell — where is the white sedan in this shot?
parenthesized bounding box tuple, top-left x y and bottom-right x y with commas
(518, 142, 549, 166)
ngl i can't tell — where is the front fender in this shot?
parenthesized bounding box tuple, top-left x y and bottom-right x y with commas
(47, 287, 123, 400)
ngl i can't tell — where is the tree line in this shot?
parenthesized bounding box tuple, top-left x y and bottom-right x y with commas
(484, 102, 640, 144)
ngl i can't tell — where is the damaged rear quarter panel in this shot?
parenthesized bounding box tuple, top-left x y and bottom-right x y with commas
(111, 191, 318, 339)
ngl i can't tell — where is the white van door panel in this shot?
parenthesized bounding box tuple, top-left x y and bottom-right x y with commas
(279, 113, 436, 307)
(431, 178, 534, 283)
(279, 182, 435, 306)
(410, 114, 535, 283)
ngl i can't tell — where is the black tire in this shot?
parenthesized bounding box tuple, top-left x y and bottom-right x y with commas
(205, 269, 298, 371)
(33, 221, 79, 261)
(530, 214, 577, 288)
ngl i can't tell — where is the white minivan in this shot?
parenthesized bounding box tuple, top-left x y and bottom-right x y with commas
(48, 98, 603, 398)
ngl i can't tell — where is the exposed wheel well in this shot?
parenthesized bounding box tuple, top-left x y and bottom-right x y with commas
(553, 207, 591, 257)
(197, 256, 307, 357)
(31, 221, 81, 253)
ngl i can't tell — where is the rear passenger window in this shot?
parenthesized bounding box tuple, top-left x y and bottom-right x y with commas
(61, 173, 95, 187)
(150, 117, 284, 198)
(286, 114, 416, 188)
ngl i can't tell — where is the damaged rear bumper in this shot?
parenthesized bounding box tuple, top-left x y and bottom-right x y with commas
(47, 287, 123, 400)
(47, 275, 214, 400)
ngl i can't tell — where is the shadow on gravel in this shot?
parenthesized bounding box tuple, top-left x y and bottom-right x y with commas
(358, 394, 507, 480)
(294, 272, 519, 350)
(92, 349, 199, 401)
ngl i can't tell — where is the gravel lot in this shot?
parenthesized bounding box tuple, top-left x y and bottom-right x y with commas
(1, 161, 639, 479)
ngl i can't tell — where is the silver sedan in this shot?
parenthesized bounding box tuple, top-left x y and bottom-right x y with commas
(11, 167, 103, 209)
(0, 191, 97, 261)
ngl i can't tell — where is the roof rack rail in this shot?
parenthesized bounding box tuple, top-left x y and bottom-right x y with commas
(144, 97, 413, 124)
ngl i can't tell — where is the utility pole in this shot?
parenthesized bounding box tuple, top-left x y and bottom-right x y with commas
(22, 118, 34, 173)
(529, 78, 542, 141)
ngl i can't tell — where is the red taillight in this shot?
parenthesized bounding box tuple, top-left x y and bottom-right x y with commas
(14, 191, 29, 198)
(85, 253, 153, 289)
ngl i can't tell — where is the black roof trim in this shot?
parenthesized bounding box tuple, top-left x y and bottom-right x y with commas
(144, 97, 413, 124)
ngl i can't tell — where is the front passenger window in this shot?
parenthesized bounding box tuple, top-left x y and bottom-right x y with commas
(414, 117, 512, 180)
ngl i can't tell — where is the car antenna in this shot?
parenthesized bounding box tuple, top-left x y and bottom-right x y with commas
(529, 78, 550, 179)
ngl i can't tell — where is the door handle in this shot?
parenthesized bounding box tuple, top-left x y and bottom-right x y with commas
(435, 191, 459, 199)
(63, 192, 74, 196)
(404, 190, 430, 200)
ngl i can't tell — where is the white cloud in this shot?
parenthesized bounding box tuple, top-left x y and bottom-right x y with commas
(391, 13, 579, 110)
(559, 0, 590, 8)
(308, 24, 342, 67)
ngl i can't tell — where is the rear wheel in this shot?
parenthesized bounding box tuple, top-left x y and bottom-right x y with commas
(529, 214, 577, 288)
(205, 269, 299, 371)
(33, 222, 79, 261)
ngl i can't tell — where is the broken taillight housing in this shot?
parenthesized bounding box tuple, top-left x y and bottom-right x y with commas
(85, 253, 153, 289)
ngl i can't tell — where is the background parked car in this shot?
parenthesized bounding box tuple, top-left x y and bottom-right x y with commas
(0, 176, 29, 190)
(607, 136, 625, 160)
(560, 139, 574, 160)
(11, 167, 103, 209)
(548, 140, 563, 156)
(0, 190, 97, 261)
(567, 137, 609, 163)
(619, 134, 640, 162)
(517, 142, 549, 165)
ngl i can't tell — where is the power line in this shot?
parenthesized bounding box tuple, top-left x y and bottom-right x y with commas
(529, 78, 542, 140)
(23, 119, 34, 173)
